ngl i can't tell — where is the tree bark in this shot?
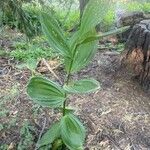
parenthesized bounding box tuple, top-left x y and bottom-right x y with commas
(124, 20, 150, 90)
(79, 0, 89, 18)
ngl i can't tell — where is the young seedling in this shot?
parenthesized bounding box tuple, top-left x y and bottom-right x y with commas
(27, 0, 129, 149)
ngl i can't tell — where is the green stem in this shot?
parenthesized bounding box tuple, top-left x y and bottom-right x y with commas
(62, 52, 74, 116)
(62, 72, 71, 116)
(60, 29, 76, 116)
(66, 73, 71, 85)
(62, 33, 81, 116)
(62, 98, 67, 116)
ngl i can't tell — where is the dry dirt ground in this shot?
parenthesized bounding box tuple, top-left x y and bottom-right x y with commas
(0, 41, 150, 150)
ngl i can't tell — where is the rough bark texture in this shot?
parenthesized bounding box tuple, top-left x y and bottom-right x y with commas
(117, 11, 145, 42)
(118, 11, 144, 27)
(117, 12, 150, 42)
(79, 0, 89, 18)
(124, 20, 150, 91)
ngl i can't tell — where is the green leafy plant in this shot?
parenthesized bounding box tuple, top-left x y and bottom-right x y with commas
(17, 121, 35, 150)
(142, 2, 150, 13)
(124, 1, 150, 13)
(10, 41, 55, 61)
(27, 0, 129, 149)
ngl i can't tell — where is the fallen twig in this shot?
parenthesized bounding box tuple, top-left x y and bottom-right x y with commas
(35, 117, 47, 150)
(42, 58, 62, 84)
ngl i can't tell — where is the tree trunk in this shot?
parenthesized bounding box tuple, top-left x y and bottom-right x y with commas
(79, 0, 89, 18)
(124, 20, 150, 91)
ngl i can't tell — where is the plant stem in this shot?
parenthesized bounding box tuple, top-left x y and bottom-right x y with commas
(62, 73, 71, 116)
(62, 53, 74, 116)
(66, 73, 71, 85)
(62, 98, 67, 116)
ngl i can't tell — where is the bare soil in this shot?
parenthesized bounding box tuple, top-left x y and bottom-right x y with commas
(0, 41, 150, 150)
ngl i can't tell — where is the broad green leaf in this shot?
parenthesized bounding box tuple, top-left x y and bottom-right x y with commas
(37, 122, 60, 147)
(61, 114, 86, 150)
(77, 26, 130, 45)
(40, 12, 71, 57)
(69, 29, 96, 51)
(27, 77, 65, 107)
(65, 29, 98, 73)
(99, 26, 130, 38)
(67, 0, 111, 59)
(65, 0, 125, 74)
(65, 25, 129, 73)
(65, 37, 98, 73)
(68, 40, 98, 73)
(80, 0, 110, 36)
(63, 79, 101, 94)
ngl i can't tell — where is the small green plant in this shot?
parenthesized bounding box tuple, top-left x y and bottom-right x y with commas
(142, 2, 150, 13)
(125, 1, 150, 13)
(10, 41, 56, 61)
(16, 59, 37, 76)
(27, 0, 129, 149)
(17, 121, 35, 150)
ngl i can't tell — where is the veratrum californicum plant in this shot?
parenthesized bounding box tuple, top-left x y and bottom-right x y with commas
(27, 0, 129, 149)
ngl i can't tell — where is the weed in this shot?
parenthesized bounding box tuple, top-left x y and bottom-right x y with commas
(0, 84, 19, 124)
(10, 41, 56, 62)
(17, 121, 35, 150)
(0, 144, 8, 150)
(0, 109, 9, 117)
(142, 2, 150, 13)
(0, 49, 8, 57)
(122, 1, 150, 13)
